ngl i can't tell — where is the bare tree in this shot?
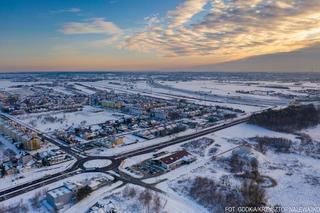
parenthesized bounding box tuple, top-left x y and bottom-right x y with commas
(240, 180, 267, 212)
(122, 185, 130, 198)
(153, 194, 162, 213)
(30, 191, 42, 209)
(128, 187, 137, 198)
(139, 189, 152, 213)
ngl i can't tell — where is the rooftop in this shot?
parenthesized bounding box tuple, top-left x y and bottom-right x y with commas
(47, 186, 72, 198)
(158, 150, 191, 165)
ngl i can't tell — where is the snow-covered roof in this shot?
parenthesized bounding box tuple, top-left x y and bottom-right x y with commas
(47, 186, 72, 198)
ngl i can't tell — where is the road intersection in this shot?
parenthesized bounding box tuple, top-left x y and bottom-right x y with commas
(0, 113, 251, 202)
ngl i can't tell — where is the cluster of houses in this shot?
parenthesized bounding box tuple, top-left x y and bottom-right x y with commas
(90, 90, 166, 114)
(55, 116, 136, 145)
(0, 148, 72, 178)
(35, 149, 72, 166)
(0, 84, 88, 115)
(91, 90, 224, 122)
(46, 176, 112, 211)
(134, 123, 188, 140)
(0, 152, 34, 176)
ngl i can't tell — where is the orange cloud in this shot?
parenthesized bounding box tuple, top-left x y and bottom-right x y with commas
(123, 0, 320, 66)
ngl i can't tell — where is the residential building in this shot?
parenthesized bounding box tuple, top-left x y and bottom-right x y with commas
(111, 136, 124, 147)
(46, 186, 74, 210)
(24, 137, 41, 151)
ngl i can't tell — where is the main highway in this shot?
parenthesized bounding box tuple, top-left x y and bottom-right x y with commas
(0, 113, 252, 202)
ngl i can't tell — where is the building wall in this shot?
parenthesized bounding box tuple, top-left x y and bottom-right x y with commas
(24, 138, 41, 151)
(46, 187, 74, 210)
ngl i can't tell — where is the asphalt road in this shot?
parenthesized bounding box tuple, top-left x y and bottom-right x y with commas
(0, 114, 251, 202)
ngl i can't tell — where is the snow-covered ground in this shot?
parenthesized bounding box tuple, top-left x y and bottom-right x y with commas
(304, 124, 320, 141)
(161, 80, 319, 100)
(72, 84, 97, 95)
(65, 181, 123, 213)
(16, 106, 127, 132)
(91, 183, 209, 213)
(262, 152, 320, 207)
(0, 80, 51, 91)
(127, 123, 320, 213)
(83, 159, 111, 169)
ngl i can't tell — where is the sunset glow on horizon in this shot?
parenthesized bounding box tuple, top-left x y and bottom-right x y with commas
(1, 0, 320, 72)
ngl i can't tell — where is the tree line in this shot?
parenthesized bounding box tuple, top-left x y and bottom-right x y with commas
(249, 104, 320, 132)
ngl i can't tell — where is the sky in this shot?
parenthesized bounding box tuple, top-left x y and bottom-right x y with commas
(1, 0, 320, 72)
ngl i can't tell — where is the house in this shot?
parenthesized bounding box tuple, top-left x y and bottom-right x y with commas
(88, 201, 117, 213)
(3, 161, 17, 175)
(111, 136, 124, 147)
(20, 154, 33, 165)
(153, 150, 195, 171)
(101, 100, 123, 109)
(152, 109, 168, 120)
(127, 105, 143, 116)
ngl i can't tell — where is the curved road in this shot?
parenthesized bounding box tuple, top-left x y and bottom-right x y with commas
(0, 114, 252, 202)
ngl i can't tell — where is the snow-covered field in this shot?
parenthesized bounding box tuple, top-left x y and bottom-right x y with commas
(161, 80, 319, 100)
(15, 106, 127, 132)
(0, 80, 51, 91)
(124, 123, 320, 213)
(72, 84, 97, 95)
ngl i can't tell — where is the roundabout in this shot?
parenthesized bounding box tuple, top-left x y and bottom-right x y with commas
(83, 159, 112, 169)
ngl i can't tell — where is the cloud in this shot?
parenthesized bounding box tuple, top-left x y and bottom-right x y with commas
(192, 44, 320, 72)
(123, 0, 320, 65)
(167, 0, 208, 28)
(51, 8, 81, 14)
(61, 18, 121, 35)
